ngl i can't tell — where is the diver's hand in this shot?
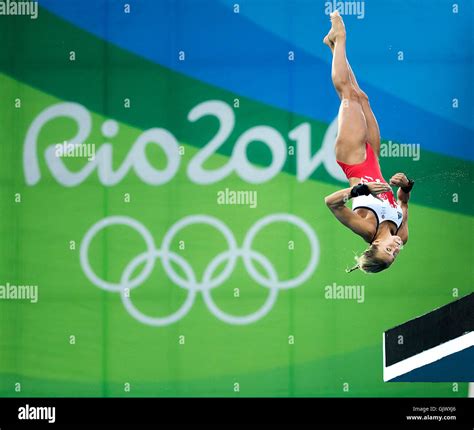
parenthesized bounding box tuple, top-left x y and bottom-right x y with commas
(366, 181, 391, 201)
(389, 173, 409, 188)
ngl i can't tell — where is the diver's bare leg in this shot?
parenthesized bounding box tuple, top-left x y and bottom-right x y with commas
(347, 63, 381, 156)
(326, 11, 367, 165)
(324, 32, 381, 156)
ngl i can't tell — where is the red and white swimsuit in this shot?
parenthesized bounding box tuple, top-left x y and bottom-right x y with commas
(337, 142, 403, 230)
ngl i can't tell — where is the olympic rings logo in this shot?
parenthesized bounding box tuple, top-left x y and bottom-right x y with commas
(80, 214, 319, 326)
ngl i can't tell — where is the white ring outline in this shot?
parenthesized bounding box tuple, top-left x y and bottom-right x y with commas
(161, 215, 238, 291)
(80, 216, 156, 292)
(202, 249, 279, 325)
(80, 214, 319, 325)
(242, 213, 319, 289)
(120, 250, 197, 326)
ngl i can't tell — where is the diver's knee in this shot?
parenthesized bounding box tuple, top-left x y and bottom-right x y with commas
(355, 88, 369, 103)
(339, 87, 362, 104)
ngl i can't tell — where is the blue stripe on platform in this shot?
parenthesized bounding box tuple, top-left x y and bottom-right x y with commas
(391, 346, 474, 382)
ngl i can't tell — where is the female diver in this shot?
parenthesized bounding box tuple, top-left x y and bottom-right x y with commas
(323, 11, 414, 273)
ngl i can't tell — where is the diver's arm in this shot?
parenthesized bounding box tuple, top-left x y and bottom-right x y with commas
(397, 200, 409, 244)
(390, 173, 413, 244)
(390, 173, 414, 204)
(324, 187, 353, 209)
(397, 187, 411, 244)
(324, 182, 390, 242)
(397, 187, 411, 204)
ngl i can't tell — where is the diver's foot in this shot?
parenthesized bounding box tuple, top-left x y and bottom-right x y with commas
(329, 10, 346, 41)
(323, 34, 334, 52)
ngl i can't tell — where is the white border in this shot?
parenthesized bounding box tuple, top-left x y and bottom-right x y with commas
(383, 331, 474, 382)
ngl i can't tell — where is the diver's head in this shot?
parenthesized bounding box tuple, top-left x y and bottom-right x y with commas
(347, 236, 402, 274)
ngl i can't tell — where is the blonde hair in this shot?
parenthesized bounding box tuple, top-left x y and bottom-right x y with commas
(346, 245, 390, 274)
